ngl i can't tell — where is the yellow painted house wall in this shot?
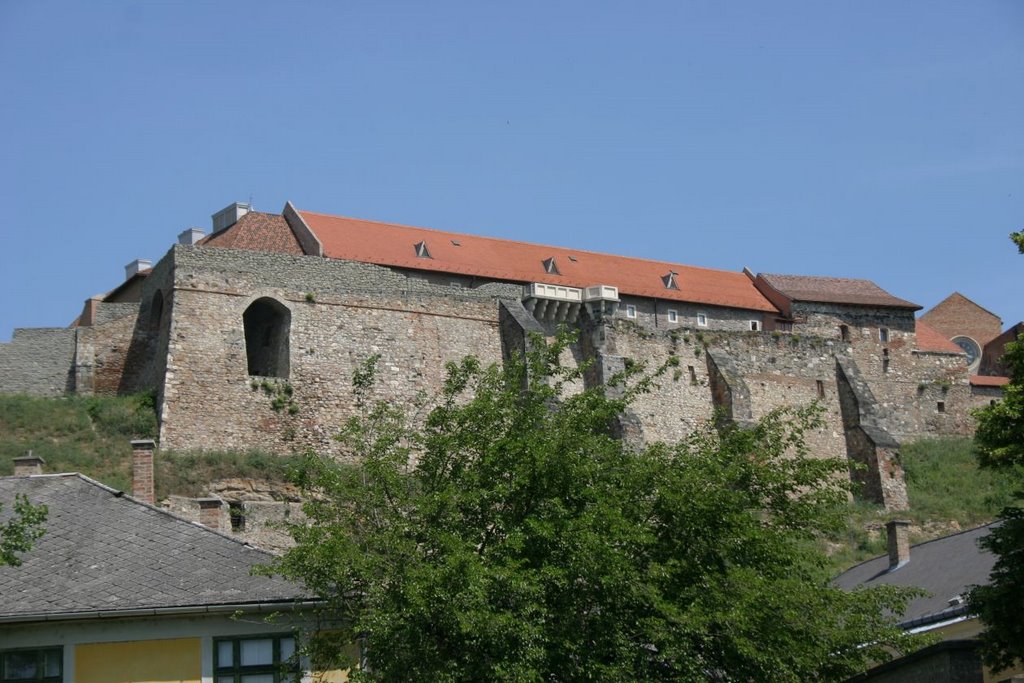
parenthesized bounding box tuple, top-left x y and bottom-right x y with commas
(75, 637, 200, 683)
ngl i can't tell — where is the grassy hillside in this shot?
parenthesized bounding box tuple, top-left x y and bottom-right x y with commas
(0, 394, 1013, 569)
(825, 437, 1016, 571)
(0, 393, 301, 498)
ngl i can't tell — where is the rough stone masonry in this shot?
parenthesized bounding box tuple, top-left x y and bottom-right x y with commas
(0, 203, 1006, 515)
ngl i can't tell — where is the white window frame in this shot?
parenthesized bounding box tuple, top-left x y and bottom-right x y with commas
(749, 320, 760, 332)
(696, 312, 708, 327)
(879, 327, 889, 343)
(625, 305, 637, 319)
(667, 309, 678, 323)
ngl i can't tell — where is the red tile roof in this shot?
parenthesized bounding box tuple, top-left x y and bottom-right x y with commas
(915, 321, 964, 354)
(757, 273, 920, 310)
(297, 210, 778, 313)
(970, 375, 1010, 387)
(200, 212, 304, 255)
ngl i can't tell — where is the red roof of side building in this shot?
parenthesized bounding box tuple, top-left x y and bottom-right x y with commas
(756, 273, 921, 310)
(200, 212, 304, 255)
(970, 375, 1010, 387)
(296, 210, 778, 313)
(915, 321, 965, 354)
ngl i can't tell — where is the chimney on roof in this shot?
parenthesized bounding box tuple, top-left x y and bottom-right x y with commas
(211, 202, 251, 233)
(197, 498, 223, 530)
(13, 451, 44, 476)
(131, 439, 156, 505)
(886, 519, 911, 571)
(178, 227, 206, 246)
(125, 259, 152, 280)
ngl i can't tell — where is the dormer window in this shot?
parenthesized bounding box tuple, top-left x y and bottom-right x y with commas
(661, 271, 679, 290)
(543, 257, 560, 275)
(414, 241, 432, 259)
(450, 239, 461, 246)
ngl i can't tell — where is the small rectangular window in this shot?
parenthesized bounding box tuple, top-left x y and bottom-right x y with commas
(667, 310, 678, 323)
(1, 648, 62, 681)
(816, 380, 825, 398)
(688, 365, 697, 383)
(697, 313, 708, 327)
(626, 305, 637, 319)
(214, 635, 298, 682)
(229, 502, 245, 532)
(937, 401, 945, 413)
(839, 325, 849, 341)
(879, 328, 889, 343)
(749, 321, 760, 332)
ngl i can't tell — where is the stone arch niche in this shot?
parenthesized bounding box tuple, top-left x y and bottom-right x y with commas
(243, 297, 291, 378)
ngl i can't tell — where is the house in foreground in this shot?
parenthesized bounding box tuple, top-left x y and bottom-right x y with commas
(835, 521, 1024, 683)
(0, 452, 349, 682)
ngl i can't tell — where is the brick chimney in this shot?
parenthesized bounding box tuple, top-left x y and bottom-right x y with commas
(886, 519, 911, 571)
(131, 439, 156, 504)
(197, 498, 223, 530)
(13, 451, 44, 476)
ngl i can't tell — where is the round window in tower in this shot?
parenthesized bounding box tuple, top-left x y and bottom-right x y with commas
(951, 336, 981, 371)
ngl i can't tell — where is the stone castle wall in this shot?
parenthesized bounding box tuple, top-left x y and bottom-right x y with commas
(0, 327, 76, 396)
(158, 245, 520, 455)
(0, 239, 984, 514)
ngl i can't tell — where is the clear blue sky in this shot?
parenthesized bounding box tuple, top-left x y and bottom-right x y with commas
(1, 1, 1021, 341)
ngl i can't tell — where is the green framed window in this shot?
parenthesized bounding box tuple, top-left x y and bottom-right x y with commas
(213, 634, 299, 683)
(1, 648, 62, 682)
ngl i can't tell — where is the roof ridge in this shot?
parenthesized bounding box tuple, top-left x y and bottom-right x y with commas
(762, 272, 881, 285)
(834, 520, 999, 576)
(65, 472, 277, 556)
(296, 208, 755, 278)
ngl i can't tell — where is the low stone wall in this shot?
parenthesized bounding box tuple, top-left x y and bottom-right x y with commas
(0, 327, 76, 396)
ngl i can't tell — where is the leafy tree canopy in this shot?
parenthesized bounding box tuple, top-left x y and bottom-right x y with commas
(268, 334, 921, 682)
(971, 329, 1024, 671)
(0, 494, 47, 567)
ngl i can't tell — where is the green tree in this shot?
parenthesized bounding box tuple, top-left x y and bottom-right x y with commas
(970, 330, 1024, 671)
(269, 336, 920, 682)
(0, 494, 47, 567)
(1011, 229, 1023, 254)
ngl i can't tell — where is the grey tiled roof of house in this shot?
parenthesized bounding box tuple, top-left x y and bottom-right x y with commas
(0, 474, 307, 622)
(833, 523, 997, 629)
(759, 273, 921, 310)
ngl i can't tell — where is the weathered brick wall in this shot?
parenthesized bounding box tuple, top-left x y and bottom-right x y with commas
(159, 246, 519, 455)
(920, 293, 1002, 348)
(74, 304, 141, 395)
(0, 327, 76, 396)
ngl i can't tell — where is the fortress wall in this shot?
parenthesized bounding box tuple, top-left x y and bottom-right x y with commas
(159, 246, 519, 455)
(605, 325, 716, 444)
(75, 305, 141, 395)
(847, 325, 973, 439)
(0, 327, 76, 396)
(608, 323, 848, 460)
(787, 301, 973, 439)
